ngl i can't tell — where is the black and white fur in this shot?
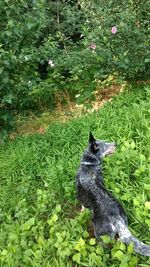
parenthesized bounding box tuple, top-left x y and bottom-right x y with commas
(76, 132, 150, 256)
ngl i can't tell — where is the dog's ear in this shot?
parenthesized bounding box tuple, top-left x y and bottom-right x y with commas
(89, 132, 96, 143)
(89, 132, 97, 153)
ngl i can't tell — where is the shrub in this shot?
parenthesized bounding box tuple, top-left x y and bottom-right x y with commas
(0, 0, 149, 128)
(31, 0, 150, 106)
(0, 1, 55, 127)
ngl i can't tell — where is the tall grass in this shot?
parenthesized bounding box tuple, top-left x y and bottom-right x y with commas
(0, 85, 150, 266)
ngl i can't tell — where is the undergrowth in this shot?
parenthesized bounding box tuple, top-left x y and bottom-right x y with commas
(0, 85, 150, 266)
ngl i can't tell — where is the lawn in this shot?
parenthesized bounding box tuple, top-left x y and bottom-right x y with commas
(0, 85, 150, 267)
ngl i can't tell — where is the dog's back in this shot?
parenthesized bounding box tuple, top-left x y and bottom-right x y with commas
(76, 159, 127, 238)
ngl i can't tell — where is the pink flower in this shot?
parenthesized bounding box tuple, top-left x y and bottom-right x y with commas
(48, 59, 55, 67)
(89, 44, 96, 50)
(111, 26, 117, 34)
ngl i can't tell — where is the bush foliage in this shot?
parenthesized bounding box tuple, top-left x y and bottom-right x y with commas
(0, 0, 150, 127)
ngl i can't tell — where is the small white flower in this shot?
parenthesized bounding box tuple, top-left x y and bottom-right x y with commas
(48, 59, 55, 67)
(28, 80, 32, 85)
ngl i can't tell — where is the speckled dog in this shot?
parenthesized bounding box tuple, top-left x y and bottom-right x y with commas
(76, 132, 150, 256)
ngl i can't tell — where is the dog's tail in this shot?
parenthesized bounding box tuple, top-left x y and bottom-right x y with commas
(116, 217, 150, 256)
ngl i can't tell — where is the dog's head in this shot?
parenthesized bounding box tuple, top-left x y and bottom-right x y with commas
(89, 132, 116, 158)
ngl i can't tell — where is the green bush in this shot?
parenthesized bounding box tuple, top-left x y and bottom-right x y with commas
(88, 1, 149, 78)
(28, 0, 150, 107)
(0, 0, 149, 128)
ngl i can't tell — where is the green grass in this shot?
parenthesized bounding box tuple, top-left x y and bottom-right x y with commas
(0, 85, 150, 266)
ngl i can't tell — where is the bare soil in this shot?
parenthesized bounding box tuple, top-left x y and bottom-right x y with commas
(9, 84, 123, 139)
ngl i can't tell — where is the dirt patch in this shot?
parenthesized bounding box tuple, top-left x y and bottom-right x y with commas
(90, 84, 123, 111)
(9, 84, 123, 139)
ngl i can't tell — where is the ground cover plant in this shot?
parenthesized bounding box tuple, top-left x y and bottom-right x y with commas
(0, 85, 150, 266)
